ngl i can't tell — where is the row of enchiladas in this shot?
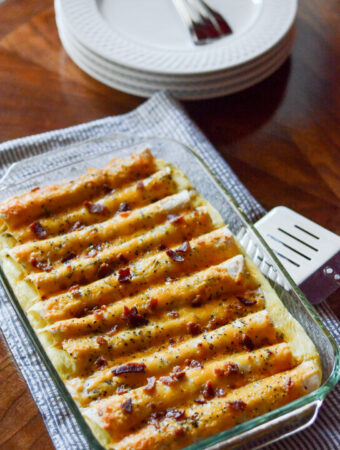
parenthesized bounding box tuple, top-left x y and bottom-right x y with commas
(0, 149, 321, 449)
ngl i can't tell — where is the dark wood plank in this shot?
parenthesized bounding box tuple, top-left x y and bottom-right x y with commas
(0, 0, 339, 448)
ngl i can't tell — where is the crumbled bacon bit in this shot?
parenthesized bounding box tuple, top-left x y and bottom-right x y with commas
(216, 388, 226, 397)
(112, 362, 146, 376)
(98, 262, 111, 278)
(118, 267, 132, 283)
(266, 349, 273, 356)
(30, 257, 52, 272)
(116, 202, 131, 214)
(176, 241, 190, 253)
(237, 296, 257, 306)
(84, 201, 108, 214)
(116, 385, 128, 395)
(214, 367, 226, 377)
(166, 249, 184, 262)
(30, 221, 47, 239)
(208, 317, 225, 330)
(242, 335, 255, 351)
(171, 366, 186, 380)
(158, 243, 167, 251)
(225, 362, 239, 376)
(185, 359, 203, 369)
(120, 211, 130, 218)
(166, 409, 186, 421)
(156, 410, 168, 424)
(160, 376, 176, 386)
(174, 427, 185, 437)
(122, 305, 149, 328)
(149, 411, 166, 428)
(194, 398, 206, 405)
(69, 285, 81, 297)
(94, 356, 108, 369)
(285, 377, 294, 392)
(62, 252, 76, 263)
(102, 183, 113, 194)
(227, 400, 247, 411)
(118, 253, 128, 264)
(168, 310, 179, 319)
(82, 305, 95, 316)
(143, 377, 156, 394)
(30, 186, 40, 192)
(188, 322, 202, 336)
(202, 380, 215, 399)
(96, 336, 108, 346)
(70, 221, 84, 232)
(137, 180, 145, 190)
(107, 325, 118, 337)
(147, 297, 158, 311)
(167, 214, 185, 225)
(121, 398, 132, 413)
(191, 295, 202, 308)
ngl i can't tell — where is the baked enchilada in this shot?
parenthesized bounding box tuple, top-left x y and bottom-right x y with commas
(0, 149, 321, 449)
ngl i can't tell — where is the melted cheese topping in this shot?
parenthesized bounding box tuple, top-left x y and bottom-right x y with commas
(0, 149, 321, 449)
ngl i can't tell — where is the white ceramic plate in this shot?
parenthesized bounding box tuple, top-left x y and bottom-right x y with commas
(56, 0, 295, 82)
(57, 1, 295, 85)
(58, 0, 297, 75)
(58, 14, 293, 100)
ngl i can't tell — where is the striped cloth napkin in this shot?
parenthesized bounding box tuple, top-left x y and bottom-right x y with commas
(0, 92, 338, 450)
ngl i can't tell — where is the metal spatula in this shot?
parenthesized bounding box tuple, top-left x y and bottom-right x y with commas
(254, 206, 340, 304)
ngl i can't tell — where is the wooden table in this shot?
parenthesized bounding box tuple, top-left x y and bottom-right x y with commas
(0, 0, 339, 448)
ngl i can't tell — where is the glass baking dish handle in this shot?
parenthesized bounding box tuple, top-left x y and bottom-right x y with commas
(208, 400, 322, 449)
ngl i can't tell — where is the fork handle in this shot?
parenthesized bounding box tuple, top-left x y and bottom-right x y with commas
(172, 0, 196, 33)
(172, 0, 206, 43)
(172, 0, 216, 44)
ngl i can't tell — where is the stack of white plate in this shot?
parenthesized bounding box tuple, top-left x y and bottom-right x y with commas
(55, 0, 297, 100)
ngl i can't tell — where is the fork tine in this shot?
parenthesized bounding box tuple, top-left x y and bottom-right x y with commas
(187, 0, 221, 39)
(194, 18, 219, 39)
(210, 9, 233, 35)
(200, 17, 220, 38)
(172, 0, 203, 44)
(193, 23, 211, 41)
(192, 0, 232, 36)
(172, 0, 231, 45)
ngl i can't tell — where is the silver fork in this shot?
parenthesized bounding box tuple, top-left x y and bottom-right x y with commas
(172, 0, 232, 45)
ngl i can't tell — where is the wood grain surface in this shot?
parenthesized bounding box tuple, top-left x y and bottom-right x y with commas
(0, 0, 339, 448)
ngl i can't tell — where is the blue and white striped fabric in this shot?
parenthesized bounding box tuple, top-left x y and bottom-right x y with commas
(0, 92, 338, 450)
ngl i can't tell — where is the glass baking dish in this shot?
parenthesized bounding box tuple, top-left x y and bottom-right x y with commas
(0, 134, 338, 449)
